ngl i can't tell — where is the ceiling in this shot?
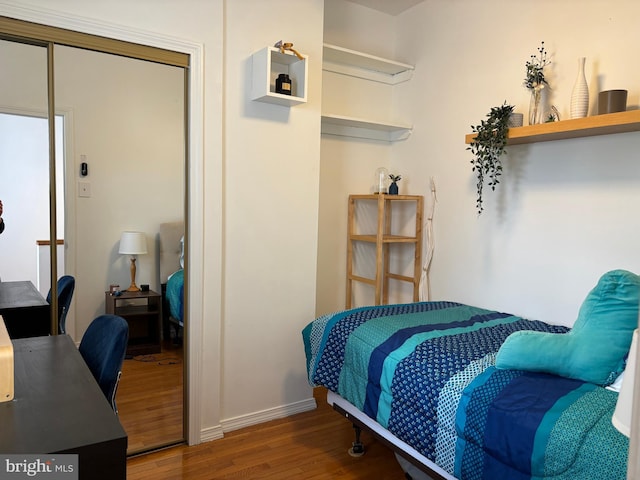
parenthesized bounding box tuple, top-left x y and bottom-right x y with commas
(343, 0, 425, 16)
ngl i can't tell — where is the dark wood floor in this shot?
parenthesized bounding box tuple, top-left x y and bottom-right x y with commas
(126, 387, 408, 480)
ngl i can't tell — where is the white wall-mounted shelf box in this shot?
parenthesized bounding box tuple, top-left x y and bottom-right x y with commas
(251, 46, 308, 107)
(321, 114, 412, 142)
(322, 43, 414, 85)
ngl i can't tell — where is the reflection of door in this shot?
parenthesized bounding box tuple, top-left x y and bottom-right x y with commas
(0, 22, 189, 456)
(0, 113, 65, 294)
(0, 38, 55, 312)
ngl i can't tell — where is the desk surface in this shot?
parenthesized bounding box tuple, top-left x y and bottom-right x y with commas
(0, 335, 127, 479)
(0, 281, 48, 310)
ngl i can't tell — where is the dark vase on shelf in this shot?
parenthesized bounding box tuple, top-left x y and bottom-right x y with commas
(389, 182, 399, 195)
(275, 73, 292, 95)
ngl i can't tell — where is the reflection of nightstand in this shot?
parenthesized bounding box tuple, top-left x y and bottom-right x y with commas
(105, 290, 162, 357)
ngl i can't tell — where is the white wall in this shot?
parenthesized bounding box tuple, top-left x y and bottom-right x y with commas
(54, 47, 185, 337)
(318, 0, 640, 329)
(0, 114, 51, 284)
(392, 0, 640, 327)
(317, 0, 401, 313)
(222, 0, 323, 424)
(323, 0, 397, 58)
(0, 0, 323, 441)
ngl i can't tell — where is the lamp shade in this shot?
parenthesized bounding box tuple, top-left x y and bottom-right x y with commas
(612, 329, 638, 437)
(118, 231, 147, 255)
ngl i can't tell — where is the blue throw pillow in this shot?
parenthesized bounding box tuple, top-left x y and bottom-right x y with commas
(495, 269, 640, 386)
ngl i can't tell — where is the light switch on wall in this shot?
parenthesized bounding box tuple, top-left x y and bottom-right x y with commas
(78, 182, 91, 198)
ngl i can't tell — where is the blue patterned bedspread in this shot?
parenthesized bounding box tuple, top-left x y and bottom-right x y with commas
(166, 269, 184, 325)
(302, 301, 628, 479)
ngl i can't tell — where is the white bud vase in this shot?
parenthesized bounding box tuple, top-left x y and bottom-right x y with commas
(570, 57, 589, 118)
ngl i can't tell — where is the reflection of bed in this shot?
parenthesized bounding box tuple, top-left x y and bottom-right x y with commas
(159, 221, 184, 341)
(303, 296, 631, 479)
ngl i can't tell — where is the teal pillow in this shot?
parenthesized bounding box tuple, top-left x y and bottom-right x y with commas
(495, 269, 640, 386)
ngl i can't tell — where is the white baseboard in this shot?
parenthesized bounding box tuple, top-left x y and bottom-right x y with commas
(199, 425, 224, 443)
(219, 397, 317, 434)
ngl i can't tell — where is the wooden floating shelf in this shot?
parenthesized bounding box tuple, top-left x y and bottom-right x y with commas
(464, 110, 640, 145)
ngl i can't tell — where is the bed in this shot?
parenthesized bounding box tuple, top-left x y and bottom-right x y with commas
(302, 270, 638, 480)
(159, 221, 184, 341)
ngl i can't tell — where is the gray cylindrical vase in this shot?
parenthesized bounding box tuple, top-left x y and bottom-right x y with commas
(598, 90, 627, 115)
(507, 113, 524, 128)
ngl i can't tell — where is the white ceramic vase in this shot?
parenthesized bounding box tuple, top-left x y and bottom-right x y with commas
(570, 57, 589, 118)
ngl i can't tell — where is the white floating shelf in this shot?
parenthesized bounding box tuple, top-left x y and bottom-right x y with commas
(251, 46, 308, 106)
(322, 43, 414, 85)
(321, 114, 412, 142)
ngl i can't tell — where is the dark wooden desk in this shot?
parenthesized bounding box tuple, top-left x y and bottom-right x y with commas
(0, 335, 127, 480)
(0, 281, 50, 338)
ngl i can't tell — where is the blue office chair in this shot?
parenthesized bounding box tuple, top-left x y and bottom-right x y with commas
(79, 314, 129, 414)
(46, 275, 75, 334)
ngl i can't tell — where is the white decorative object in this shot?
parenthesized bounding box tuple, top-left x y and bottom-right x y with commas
(373, 167, 389, 194)
(419, 177, 437, 302)
(570, 57, 589, 119)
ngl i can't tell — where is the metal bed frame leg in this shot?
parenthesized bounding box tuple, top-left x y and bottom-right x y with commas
(348, 424, 365, 457)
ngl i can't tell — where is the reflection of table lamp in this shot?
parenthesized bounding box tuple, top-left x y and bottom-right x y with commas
(612, 329, 640, 479)
(119, 231, 147, 292)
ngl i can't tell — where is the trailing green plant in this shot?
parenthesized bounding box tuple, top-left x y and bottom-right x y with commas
(468, 102, 514, 215)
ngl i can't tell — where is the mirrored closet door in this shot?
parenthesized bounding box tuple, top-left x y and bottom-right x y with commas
(0, 19, 189, 455)
(54, 44, 186, 455)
